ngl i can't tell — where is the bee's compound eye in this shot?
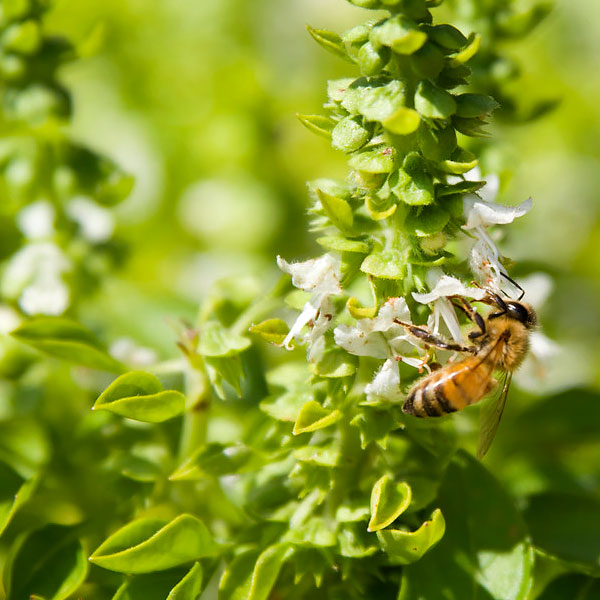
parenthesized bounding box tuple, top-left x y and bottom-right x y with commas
(507, 302, 535, 327)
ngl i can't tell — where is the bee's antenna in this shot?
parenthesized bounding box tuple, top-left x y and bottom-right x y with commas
(500, 272, 525, 300)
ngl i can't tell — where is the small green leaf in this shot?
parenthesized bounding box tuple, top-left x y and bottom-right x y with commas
(260, 390, 312, 422)
(197, 321, 251, 357)
(405, 205, 449, 236)
(93, 371, 186, 423)
(357, 41, 389, 75)
(12, 317, 124, 373)
(390, 152, 435, 206)
(316, 236, 370, 253)
(331, 116, 370, 152)
(361, 249, 407, 279)
(205, 355, 245, 398)
(310, 346, 357, 378)
(306, 25, 353, 63)
(219, 545, 293, 600)
(112, 564, 203, 600)
(316, 188, 354, 232)
(294, 443, 341, 467)
(368, 476, 412, 531)
(90, 514, 219, 573)
(168, 563, 203, 600)
(411, 42, 445, 79)
(296, 113, 334, 139)
(170, 443, 253, 481)
(455, 93, 499, 118)
(349, 145, 396, 174)
(417, 122, 457, 160)
(377, 508, 445, 564)
(438, 148, 478, 174)
(336, 499, 370, 523)
(293, 401, 342, 435)
(344, 79, 406, 123)
(415, 80, 457, 119)
(338, 524, 378, 558)
(449, 33, 481, 65)
(327, 77, 356, 103)
(370, 15, 427, 55)
(249, 319, 289, 346)
(435, 179, 485, 197)
(342, 22, 372, 60)
(3, 525, 87, 600)
(0, 465, 37, 536)
(382, 107, 421, 135)
(366, 195, 398, 220)
(428, 24, 467, 50)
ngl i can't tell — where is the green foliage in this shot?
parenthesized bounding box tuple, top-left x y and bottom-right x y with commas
(0, 0, 598, 599)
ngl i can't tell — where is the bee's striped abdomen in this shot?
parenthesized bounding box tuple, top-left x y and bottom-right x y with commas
(403, 357, 495, 418)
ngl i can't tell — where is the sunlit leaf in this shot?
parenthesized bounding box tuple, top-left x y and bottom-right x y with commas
(368, 475, 412, 531)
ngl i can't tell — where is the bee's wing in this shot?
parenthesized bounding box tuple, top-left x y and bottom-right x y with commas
(477, 371, 512, 460)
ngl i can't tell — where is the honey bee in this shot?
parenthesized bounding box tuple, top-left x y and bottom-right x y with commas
(398, 290, 537, 458)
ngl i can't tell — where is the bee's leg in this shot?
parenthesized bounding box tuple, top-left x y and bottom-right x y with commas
(394, 320, 474, 353)
(451, 297, 486, 339)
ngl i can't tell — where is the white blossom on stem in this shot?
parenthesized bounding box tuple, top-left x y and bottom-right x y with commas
(277, 253, 342, 351)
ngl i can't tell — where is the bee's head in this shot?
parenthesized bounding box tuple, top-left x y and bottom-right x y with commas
(506, 301, 537, 329)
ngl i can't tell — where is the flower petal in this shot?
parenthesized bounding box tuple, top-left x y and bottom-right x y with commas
(412, 275, 487, 304)
(334, 324, 390, 359)
(277, 253, 341, 295)
(463, 195, 532, 229)
(365, 359, 402, 402)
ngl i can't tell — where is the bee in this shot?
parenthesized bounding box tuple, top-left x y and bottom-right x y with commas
(398, 290, 537, 458)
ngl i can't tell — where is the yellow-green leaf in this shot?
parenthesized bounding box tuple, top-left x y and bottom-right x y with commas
(249, 319, 289, 346)
(368, 475, 412, 532)
(293, 401, 342, 435)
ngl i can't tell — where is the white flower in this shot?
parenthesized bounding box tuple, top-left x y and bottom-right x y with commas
(0, 305, 22, 333)
(2, 242, 72, 316)
(412, 273, 486, 343)
(277, 254, 342, 350)
(462, 194, 532, 291)
(334, 297, 414, 359)
(67, 196, 115, 243)
(365, 359, 402, 403)
(17, 200, 55, 239)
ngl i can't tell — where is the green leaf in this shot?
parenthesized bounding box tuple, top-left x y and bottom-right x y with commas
(417, 122, 457, 160)
(382, 107, 421, 135)
(249, 319, 289, 345)
(342, 22, 372, 60)
(0, 463, 37, 537)
(310, 345, 357, 378)
(411, 42, 445, 79)
(326, 77, 356, 103)
(2, 20, 42, 55)
(405, 205, 449, 236)
(219, 545, 293, 600)
(455, 94, 500, 118)
(449, 33, 481, 65)
(294, 442, 341, 467)
(112, 564, 203, 600)
(428, 24, 467, 50)
(438, 148, 478, 174)
(357, 41, 389, 75)
(343, 79, 407, 123)
(415, 80, 457, 119)
(390, 152, 435, 206)
(435, 179, 485, 198)
(316, 236, 370, 253)
(377, 508, 445, 564)
(523, 493, 600, 575)
(293, 400, 342, 435)
(197, 321, 251, 357)
(349, 144, 396, 173)
(368, 476, 412, 531)
(296, 113, 334, 139)
(316, 188, 354, 233)
(170, 443, 253, 481)
(3, 525, 87, 600)
(0, 417, 50, 478)
(93, 371, 186, 423)
(260, 390, 312, 422)
(306, 25, 353, 63)
(370, 15, 427, 55)
(338, 523, 378, 558)
(361, 248, 407, 279)
(12, 317, 124, 373)
(205, 355, 245, 398)
(399, 451, 533, 600)
(90, 514, 219, 573)
(331, 116, 370, 153)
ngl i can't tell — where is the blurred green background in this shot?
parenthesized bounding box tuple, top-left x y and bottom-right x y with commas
(45, 0, 600, 493)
